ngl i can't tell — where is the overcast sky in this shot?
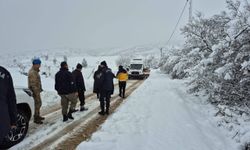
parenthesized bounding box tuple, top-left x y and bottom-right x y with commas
(0, 0, 226, 52)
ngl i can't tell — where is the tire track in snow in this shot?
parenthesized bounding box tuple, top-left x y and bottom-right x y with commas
(29, 80, 143, 150)
(13, 80, 142, 150)
(52, 80, 144, 150)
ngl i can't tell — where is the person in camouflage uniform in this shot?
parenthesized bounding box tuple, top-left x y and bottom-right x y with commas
(28, 58, 44, 124)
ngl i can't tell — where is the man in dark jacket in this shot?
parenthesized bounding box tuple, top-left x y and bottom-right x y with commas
(72, 63, 88, 111)
(98, 61, 115, 115)
(93, 65, 102, 98)
(0, 66, 17, 144)
(55, 61, 78, 122)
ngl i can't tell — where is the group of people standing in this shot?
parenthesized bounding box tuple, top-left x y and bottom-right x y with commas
(92, 61, 128, 115)
(0, 58, 129, 144)
(29, 59, 129, 123)
(29, 59, 89, 123)
(54, 61, 88, 122)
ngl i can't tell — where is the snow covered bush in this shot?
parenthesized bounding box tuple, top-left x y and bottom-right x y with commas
(162, 0, 250, 105)
(82, 58, 88, 68)
(160, 0, 250, 146)
(115, 55, 131, 68)
(144, 55, 159, 69)
(63, 55, 67, 62)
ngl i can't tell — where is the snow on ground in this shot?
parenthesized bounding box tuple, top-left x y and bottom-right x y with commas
(77, 70, 238, 150)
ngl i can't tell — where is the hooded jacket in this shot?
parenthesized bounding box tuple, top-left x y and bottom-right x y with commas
(116, 68, 128, 82)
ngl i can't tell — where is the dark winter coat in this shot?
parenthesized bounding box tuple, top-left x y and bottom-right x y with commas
(98, 67, 115, 94)
(93, 69, 103, 93)
(0, 66, 17, 140)
(72, 69, 86, 92)
(55, 68, 77, 95)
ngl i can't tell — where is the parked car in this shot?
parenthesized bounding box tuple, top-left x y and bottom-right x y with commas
(0, 87, 34, 149)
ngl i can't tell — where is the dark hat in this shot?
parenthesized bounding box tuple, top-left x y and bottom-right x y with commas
(32, 58, 41, 65)
(100, 61, 107, 67)
(60, 61, 68, 68)
(76, 63, 83, 69)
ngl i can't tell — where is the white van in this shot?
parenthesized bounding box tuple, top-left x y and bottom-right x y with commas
(128, 59, 145, 79)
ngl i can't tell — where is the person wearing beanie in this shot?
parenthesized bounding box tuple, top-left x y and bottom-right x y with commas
(72, 63, 88, 111)
(100, 61, 107, 67)
(60, 61, 67, 68)
(28, 58, 44, 124)
(55, 61, 78, 122)
(116, 65, 128, 98)
(93, 65, 103, 99)
(97, 60, 115, 115)
(32, 58, 41, 65)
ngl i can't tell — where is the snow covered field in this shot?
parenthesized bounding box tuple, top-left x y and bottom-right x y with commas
(77, 70, 238, 150)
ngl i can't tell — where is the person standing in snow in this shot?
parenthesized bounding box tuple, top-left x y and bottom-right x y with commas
(97, 61, 115, 115)
(0, 66, 17, 145)
(28, 58, 44, 124)
(93, 65, 102, 99)
(72, 63, 88, 111)
(116, 65, 128, 98)
(55, 61, 78, 122)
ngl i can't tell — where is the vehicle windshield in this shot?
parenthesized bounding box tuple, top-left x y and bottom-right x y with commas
(130, 64, 143, 70)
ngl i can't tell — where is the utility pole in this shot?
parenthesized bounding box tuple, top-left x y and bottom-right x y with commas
(188, 0, 193, 22)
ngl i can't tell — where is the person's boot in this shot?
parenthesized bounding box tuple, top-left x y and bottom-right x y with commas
(98, 111, 105, 115)
(34, 116, 43, 124)
(67, 110, 74, 120)
(38, 116, 45, 120)
(63, 115, 68, 122)
(105, 110, 109, 115)
(80, 105, 88, 111)
(105, 107, 109, 115)
(71, 109, 79, 113)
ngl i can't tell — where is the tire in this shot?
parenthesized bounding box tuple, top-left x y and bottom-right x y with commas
(0, 110, 29, 149)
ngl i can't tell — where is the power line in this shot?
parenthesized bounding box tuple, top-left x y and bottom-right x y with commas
(166, 0, 189, 45)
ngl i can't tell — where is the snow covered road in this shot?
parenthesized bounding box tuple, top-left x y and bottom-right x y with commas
(77, 70, 237, 150)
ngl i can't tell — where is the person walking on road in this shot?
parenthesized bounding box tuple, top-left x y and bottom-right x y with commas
(28, 58, 44, 124)
(0, 66, 17, 145)
(97, 61, 115, 115)
(116, 65, 128, 98)
(72, 63, 88, 111)
(93, 65, 102, 99)
(55, 61, 78, 122)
